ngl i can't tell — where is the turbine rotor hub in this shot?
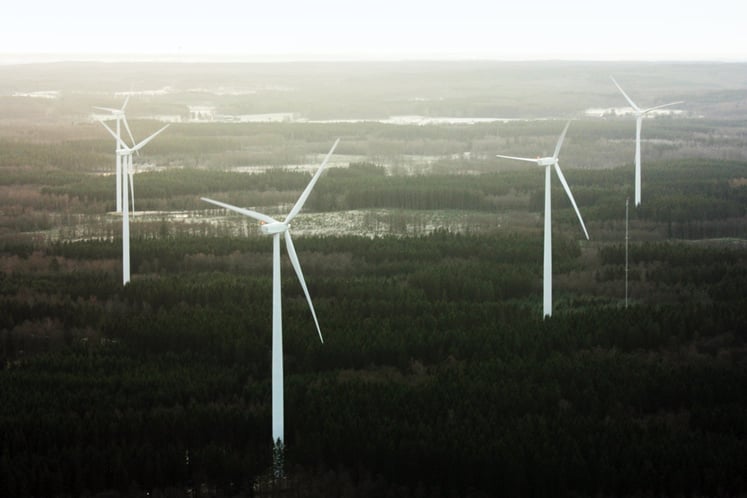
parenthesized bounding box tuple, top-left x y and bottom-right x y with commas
(261, 222, 289, 235)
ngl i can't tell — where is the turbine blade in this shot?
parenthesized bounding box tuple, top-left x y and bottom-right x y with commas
(201, 197, 278, 224)
(120, 96, 130, 112)
(99, 120, 118, 140)
(610, 76, 641, 112)
(93, 106, 121, 113)
(99, 120, 128, 150)
(131, 124, 169, 153)
(495, 154, 540, 164)
(285, 138, 340, 223)
(642, 101, 684, 114)
(129, 171, 135, 215)
(553, 163, 589, 240)
(553, 121, 572, 160)
(122, 116, 137, 150)
(285, 231, 323, 343)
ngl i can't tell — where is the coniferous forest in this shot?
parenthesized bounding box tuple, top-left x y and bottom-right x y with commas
(1, 62, 747, 497)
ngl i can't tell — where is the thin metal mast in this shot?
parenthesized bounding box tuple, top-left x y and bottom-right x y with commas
(625, 197, 629, 308)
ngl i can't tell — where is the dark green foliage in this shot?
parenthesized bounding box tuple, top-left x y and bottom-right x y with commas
(0, 139, 109, 172)
(41, 168, 311, 204)
(2, 232, 746, 497)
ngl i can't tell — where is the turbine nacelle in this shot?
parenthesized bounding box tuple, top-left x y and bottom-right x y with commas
(537, 157, 557, 167)
(261, 222, 289, 235)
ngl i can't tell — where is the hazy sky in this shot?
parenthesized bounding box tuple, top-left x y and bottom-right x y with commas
(2, 0, 746, 61)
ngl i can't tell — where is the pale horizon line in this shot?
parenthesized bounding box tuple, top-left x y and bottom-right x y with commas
(2, 52, 746, 65)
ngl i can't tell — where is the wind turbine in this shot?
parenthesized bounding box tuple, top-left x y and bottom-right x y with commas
(94, 97, 137, 213)
(496, 121, 589, 318)
(201, 138, 339, 476)
(99, 121, 169, 285)
(610, 77, 683, 207)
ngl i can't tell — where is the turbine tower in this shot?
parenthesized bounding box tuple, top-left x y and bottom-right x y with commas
(496, 121, 589, 317)
(625, 197, 629, 308)
(99, 121, 169, 285)
(94, 97, 137, 213)
(201, 138, 339, 476)
(610, 77, 683, 207)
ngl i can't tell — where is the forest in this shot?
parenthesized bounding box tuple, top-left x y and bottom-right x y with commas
(1, 61, 747, 497)
(2, 231, 747, 497)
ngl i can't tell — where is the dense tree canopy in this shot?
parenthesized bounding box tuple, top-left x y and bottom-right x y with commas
(2, 229, 746, 497)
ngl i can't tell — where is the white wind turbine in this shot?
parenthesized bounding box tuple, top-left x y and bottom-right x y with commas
(94, 97, 137, 213)
(201, 138, 339, 471)
(610, 77, 683, 206)
(496, 121, 589, 318)
(99, 121, 169, 285)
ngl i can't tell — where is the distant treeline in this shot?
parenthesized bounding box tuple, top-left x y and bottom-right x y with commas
(22, 159, 747, 231)
(2, 115, 733, 173)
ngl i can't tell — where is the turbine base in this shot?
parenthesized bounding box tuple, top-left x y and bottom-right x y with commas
(272, 439, 285, 480)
